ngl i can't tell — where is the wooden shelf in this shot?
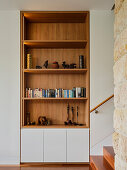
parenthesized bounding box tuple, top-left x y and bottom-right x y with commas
(24, 69, 88, 74)
(21, 11, 90, 129)
(24, 12, 88, 23)
(23, 40, 87, 48)
(22, 125, 88, 129)
(23, 97, 88, 101)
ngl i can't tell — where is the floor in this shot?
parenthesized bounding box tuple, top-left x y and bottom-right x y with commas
(0, 166, 91, 170)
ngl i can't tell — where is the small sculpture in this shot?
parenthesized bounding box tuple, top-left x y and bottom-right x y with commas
(62, 61, 69, 69)
(62, 61, 76, 69)
(38, 116, 50, 125)
(43, 60, 48, 68)
(69, 63, 76, 69)
(36, 65, 42, 69)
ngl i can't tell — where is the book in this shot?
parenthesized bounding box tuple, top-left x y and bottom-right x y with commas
(67, 90, 69, 98)
(25, 87, 86, 98)
(72, 87, 76, 98)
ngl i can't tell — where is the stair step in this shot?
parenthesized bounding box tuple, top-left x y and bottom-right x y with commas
(103, 146, 115, 169)
(90, 156, 114, 170)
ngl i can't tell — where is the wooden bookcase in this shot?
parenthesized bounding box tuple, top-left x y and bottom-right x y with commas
(20, 11, 90, 129)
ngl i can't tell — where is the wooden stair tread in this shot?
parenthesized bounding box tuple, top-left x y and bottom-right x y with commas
(103, 146, 115, 169)
(103, 146, 115, 158)
(90, 156, 114, 170)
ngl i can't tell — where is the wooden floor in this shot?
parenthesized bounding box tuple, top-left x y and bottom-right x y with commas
(0, 165, 91, 170)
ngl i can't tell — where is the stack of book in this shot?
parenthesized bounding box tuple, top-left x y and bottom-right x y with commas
(25, 87, 86, 98)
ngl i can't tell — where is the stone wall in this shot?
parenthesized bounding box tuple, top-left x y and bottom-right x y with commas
(114, 0, 127, 169)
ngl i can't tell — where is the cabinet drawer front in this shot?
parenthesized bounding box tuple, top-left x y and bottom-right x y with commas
(44, 129, 66, 162)
(67, 128, 89, 162)
(21, 129, 43, 162)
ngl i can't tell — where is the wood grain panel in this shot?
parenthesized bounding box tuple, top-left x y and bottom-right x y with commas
(26, 23, 86, 40)
(25, 73, 86, 89)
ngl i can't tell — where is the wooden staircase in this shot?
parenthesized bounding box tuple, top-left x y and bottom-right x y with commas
(90, 146, 115, 170)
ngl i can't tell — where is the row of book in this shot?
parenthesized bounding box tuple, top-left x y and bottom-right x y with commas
(25, 87, 86, 98)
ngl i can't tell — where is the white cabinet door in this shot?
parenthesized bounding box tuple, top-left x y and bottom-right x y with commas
(21, 129, 43, 162)
(67, 129, 89, 162)
(44, 129, 66, 162)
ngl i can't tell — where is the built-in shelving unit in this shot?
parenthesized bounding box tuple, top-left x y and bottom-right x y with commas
(21, 11, 90, 129)
(20, 11, 90, 164)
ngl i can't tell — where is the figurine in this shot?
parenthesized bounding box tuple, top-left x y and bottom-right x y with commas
(62, 61, 69, 69)
(62, 61, 76, 69)
(43, 60, 48, 68)
(36, 65, 42, 69)
(64, 103, 73, 125)
(38, 116, 50, 126)
(70, 63, 76, 69)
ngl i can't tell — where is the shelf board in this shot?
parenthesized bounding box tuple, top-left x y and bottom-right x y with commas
(23, 97, 88, 101)
(24, 69, 88, 74)
(23, 12, 88, 23)
(23, 40, 87, 48)
(22, 125, 88, 129)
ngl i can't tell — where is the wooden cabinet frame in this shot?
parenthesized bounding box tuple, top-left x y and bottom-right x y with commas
(20, 11, 90, 164)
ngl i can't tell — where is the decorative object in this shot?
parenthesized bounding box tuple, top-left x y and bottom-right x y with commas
(77, 106, 78, 124)
(62, 61, 76, 69)
(64, 103, 73, 125)
(51, 61, 59, 69)
(62, 61, 69, 69)
(71, 106, 74, 123)
(79, 55, 84, 69)
(36, 65, 42, 69)
(43, 60, 48, 68)
(26, 112, 30, 125)
(38, 116, 51, 125)
(29, 121, 36, 125)
(27, 54, 32, 69)
(69, 63, 76, 69)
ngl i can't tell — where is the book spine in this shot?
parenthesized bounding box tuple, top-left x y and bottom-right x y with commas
(71, 90, 73, 98)
(55, 89, 58, 98)
(59, 88, 62, 98)
(78, 87, 81, 98)
(32, 89, 34, 98)
(76, 87, 78, 98)
(73, 87, 76, 98)
(47, 89, 49, 97)
(57, 89, 59, 98)
(69, 90, 71, 98)
(62, 89, 64, 98)
(28, 88, 31, 98)
(67, 90, 69, 98)
(30, 90, 32, 98)
(81, 87, 85, 97)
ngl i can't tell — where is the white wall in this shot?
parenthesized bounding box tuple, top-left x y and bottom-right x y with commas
(0, 10, 114, 164)
(90, 10, 114, 109)
(91, 134, 113, 155)
(0, 11, 20, 164)
(90, 98, 114, 154)
(90, 10, 114, 154)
